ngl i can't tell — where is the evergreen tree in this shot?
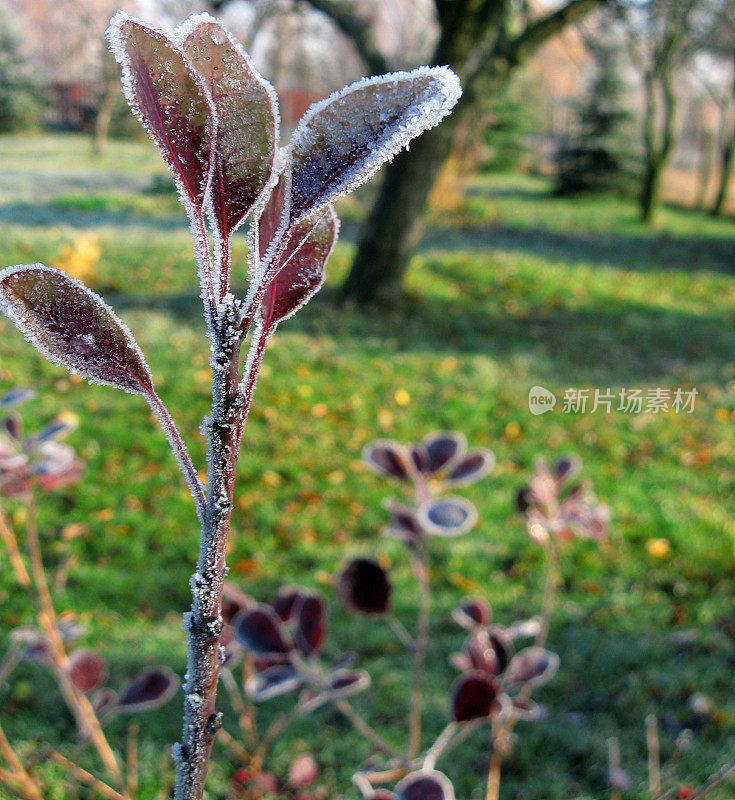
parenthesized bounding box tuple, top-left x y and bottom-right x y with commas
(0, 4, 43, 134)
(554, 41, 636, 195)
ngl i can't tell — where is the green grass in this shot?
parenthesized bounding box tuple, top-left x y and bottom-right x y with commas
(0, 133, 734, 799)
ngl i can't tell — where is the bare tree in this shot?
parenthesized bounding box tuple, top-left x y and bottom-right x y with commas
(617, 0, 714, 223)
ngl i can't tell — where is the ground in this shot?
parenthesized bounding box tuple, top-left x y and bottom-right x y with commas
(0, 134, 733, 800)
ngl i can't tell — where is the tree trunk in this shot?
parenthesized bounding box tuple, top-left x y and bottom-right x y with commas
(92, 78, 118, 155)
(696, 126, 714, 210)
(710, 69, 735, 217)
(339, 111, 460, 303)
(709, 132, 734, 216)
(639, 73, 675, 224)
(639, 157, 662, 223)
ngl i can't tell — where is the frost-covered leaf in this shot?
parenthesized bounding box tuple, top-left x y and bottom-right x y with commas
(510, 696, 542, 721)
(107, 12, 213, 212)
(451, 671, 501, 722)
(504, 647, 559, 690)
(245, 664, 303, 701)
(363, 440, 411, 481)
(327, 669, 369, 696)
(288, 67, 461, 223)
(118, 666, 178, 712)
(395, 770, 455, 800)
(294, 593, 327, 656)
(0, 388, 34, 407)
(233, 606, 291, 656)
(422, 431, 466, 474)
(260, 206, 338, 330)
(451, 597, 491, 630)
(257, 170, 290, 262)
(337, 557, 391, 616)
(68, 649, 107, 694)
(0, 265, 154, 396)
(445, 449, 494, 486)
(417, 496, 477, 537)
(271, 586, 306, 622)
(91, 688, 119, 719)
(181, 15, 277, 239)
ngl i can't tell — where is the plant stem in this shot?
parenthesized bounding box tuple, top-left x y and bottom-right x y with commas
(608, 737, 622, 800)
(24, 495, 123, 789)
(687, 758, 735, 800)
(0, 507, 31, 587)
(485, 749, 503, 800)
(646, 715, 660, 799)
(408, 546, 430, 759)
(174, 304, 243, 800)
(536, 540, 559, 649)
(0, 719, 43, 800)
(126, 723, 138, 798)
(47, 748, 126, 800)
(484, 541, 560, 800)
(335, 700, 399, 758)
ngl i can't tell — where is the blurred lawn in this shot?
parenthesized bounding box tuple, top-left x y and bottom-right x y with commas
(0, 133, 734, 799)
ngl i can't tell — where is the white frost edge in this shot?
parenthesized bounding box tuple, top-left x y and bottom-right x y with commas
(176, 12, 281, 264)
(416, 495, 478, 538)
(106, 10, 219, 320)
(268, 204, 340, 329)
(286, 65, 462, 223)
(0, 263, 154, 396)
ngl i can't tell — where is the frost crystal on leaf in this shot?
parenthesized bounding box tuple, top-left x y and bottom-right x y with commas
(287, 66, 461, 224)
(107, 12, 214, 215)
(181, 15, 278, 242)
(260, 206, 339, 332)
(0, 265, 154, 396)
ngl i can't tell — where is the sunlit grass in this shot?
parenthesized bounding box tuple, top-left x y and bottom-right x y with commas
(0, 134, 733, 799)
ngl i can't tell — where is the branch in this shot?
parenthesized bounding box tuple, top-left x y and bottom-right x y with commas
(507, 0, 604, 66)
(298, 0, 390, 75)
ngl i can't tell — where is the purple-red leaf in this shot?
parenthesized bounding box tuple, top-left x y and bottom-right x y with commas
(107, 12, 213, 212)
(68, 649, 107, 695)
(287, 67, 461, 223)
(395, 770, 455, 800)
(452, 597, 491, 630)
(445, 449, 495, 486)
(363, 440, 411, 482)
(336, 558, 392, 616)
(504, 647, 560, 690)
(294, 593, 327, 657)
(451, 671, 501, 722)
(271, 586, 306, 622)
(260, 206, 338, 330)
(0, 265, 154, 396)
(245, 664, 303, 701)
(181, 16, 277, 239)
(118, 666, 178, 712)
(233, 606, 292, 656)
(422, 431, 466, 474)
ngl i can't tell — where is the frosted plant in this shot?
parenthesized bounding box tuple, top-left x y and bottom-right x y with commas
(0, 11, 460, 800)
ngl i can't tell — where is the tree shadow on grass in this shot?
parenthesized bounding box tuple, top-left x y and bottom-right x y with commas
(112, 284, 733, 385)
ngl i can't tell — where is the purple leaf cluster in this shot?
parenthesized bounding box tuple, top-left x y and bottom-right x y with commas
(516, 457, 610, 544)
(222, 584, 369, 710)
(449, 597, 559, 724)
(5, 624, 177, 721)
(364, 431, 494, 544)
(0, 389, 84, 498)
